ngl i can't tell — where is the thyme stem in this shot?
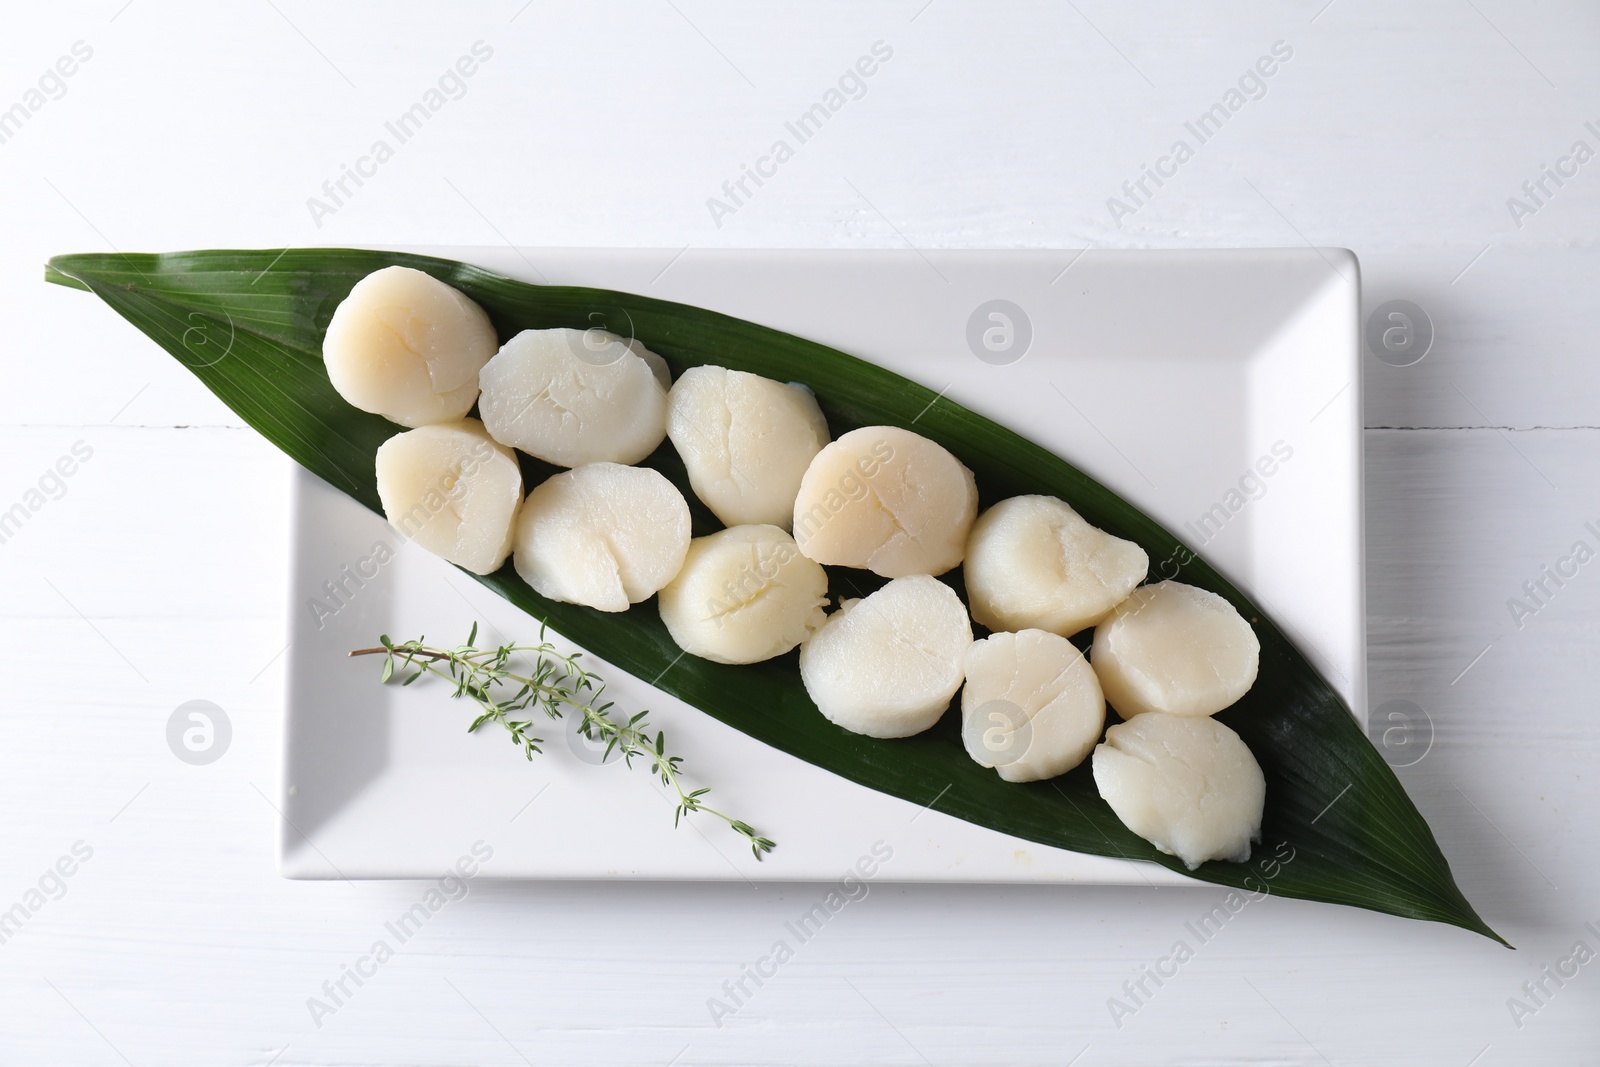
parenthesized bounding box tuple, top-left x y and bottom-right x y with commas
(350, 626, 775, 860)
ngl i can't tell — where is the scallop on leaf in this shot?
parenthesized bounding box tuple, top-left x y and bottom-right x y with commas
(44, 248, 1503, 944)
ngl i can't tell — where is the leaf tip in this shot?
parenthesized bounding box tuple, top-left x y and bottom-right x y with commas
(44, 258, 90, 291)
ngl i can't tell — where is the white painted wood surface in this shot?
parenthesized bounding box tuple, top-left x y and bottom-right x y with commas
(2, 1, 1597, 1063)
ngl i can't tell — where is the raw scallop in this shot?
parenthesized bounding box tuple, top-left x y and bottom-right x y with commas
(658, 525, 829, 664)
(667, 366, 829, 529)
(324, 266, 499, 428)
(374, 419, 522, 574)
(798, 575, 973, 738)
(961, 629, 1105, 783)
(479, 328, 670, 467)
(792, 426, 977, 578)
(964, 495, 1147, 636)
(1091, 581, 1260, 719)
(512, 462, 690, 612)
(1092, 712, 1265, 868)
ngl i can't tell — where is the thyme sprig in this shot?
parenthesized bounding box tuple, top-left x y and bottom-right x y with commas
(349, 624, 774, 859)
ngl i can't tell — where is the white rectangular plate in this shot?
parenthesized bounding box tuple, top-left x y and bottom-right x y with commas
(281, 247, 1363, 883)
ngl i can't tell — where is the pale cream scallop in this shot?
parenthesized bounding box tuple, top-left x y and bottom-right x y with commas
(1092, 712, 1265, 868)
(1091, 581, 1260, 719)
(658, 525, 829, 665)
(799, 575, 973, 738)
(323, 266, 499, 428)
(965, 495, 1148, 636)
(374, 419, 522, 575)
(479, 328, 670, 467)
(961, 629, 1106, 783)
(792, 426, 978, 578)
(512, 463, 690, 612)
(667, 366, 830, 529)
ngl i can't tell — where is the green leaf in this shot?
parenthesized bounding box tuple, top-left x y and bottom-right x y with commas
(46, 248, 1503, 943)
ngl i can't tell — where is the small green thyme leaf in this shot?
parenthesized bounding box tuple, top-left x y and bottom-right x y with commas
(350, 627, 774, 860)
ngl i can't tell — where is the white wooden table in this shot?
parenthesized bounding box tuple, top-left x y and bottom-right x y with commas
(3, 1, 1598, 1063)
